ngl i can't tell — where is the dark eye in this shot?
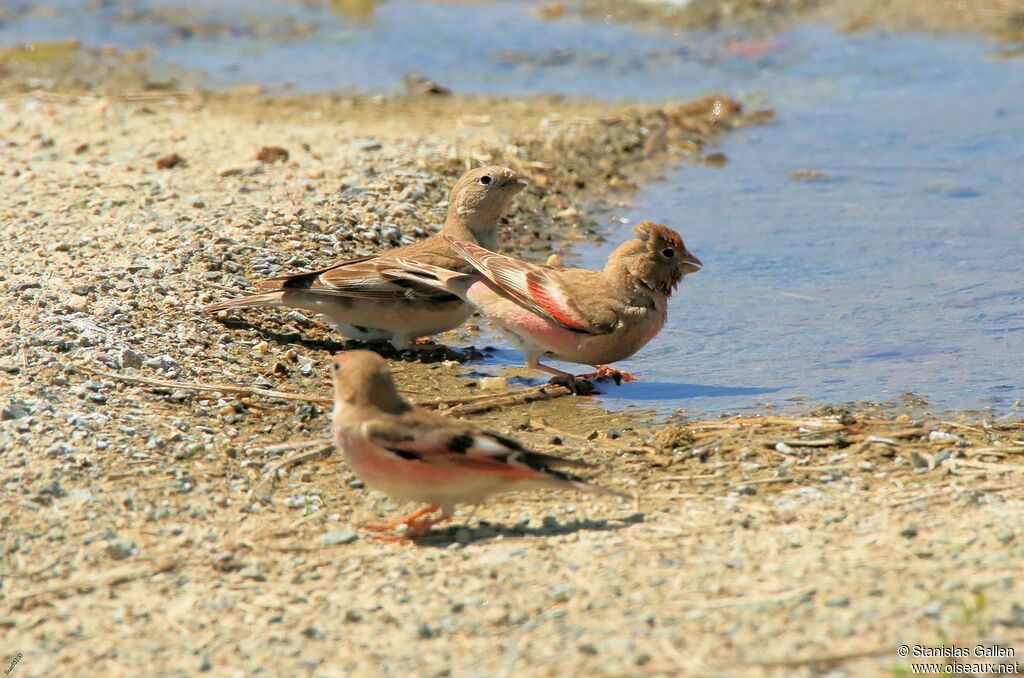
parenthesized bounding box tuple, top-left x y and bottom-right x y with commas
(661, 248, 675, 258)
(479, 175, 492, 185)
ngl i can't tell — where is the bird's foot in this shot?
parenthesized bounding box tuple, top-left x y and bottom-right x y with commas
(578, 365, 637, 386)
(363, 504, 448, 540)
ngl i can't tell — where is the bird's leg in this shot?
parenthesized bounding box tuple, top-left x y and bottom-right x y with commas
(578, 364, 637, 385)
(363, 504, 440, 533)
(534, 362, 594, 395)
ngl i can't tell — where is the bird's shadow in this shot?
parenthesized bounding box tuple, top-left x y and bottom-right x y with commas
(412, 512, 645, 547)
(209, 316, 484, 363)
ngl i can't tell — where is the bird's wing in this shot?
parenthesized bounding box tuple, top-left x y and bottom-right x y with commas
(257, 250, 455, 300)
(443, 236, 617, 334)
(362, 415, 590, 481)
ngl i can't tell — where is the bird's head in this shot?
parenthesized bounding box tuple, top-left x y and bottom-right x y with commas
(608, 221, 702, 296)
(445, 166, 526, 247)
(331, 350, 409, 413)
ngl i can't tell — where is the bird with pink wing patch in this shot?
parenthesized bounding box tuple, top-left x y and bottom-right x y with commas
(384, 222, 702, 392)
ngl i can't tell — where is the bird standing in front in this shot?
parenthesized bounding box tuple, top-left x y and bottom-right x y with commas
(331, 350, 627, 539)
(205, 166, 525, 349)
(385, 222, 702, 390)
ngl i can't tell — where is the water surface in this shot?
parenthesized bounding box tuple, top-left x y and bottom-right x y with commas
(569, 28, 1024, 413)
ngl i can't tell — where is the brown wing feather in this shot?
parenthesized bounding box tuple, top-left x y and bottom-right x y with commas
(444, 235, 619, 334)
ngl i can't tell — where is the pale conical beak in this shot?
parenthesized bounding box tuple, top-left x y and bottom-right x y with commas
(503, 174, 528, 192)
(680, 252, 702, 274)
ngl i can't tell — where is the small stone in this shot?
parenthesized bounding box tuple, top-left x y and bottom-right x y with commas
(775, 442, 798, 455)
(156, 153, 184, 169)
(1002, 603, 1024, 628)
(353, 139, 382, 152)
(478, 376, 508, 391)
(118, 348, 145, 369)
(66, 294, 89, 313)
(2, 402, 28, 421)
(217, 162, 264, 177)
(256, 146, 289, 163)
(239, 565, 267, 581)
(106, 539, 136, 560)
(302, 626, 325, 640)
(286, 311, 311, 326)
(928, 430, 959, 443)
(321, 529, 358, 546)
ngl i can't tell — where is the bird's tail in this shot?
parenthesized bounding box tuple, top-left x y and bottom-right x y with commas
(382, 258, 473, 297)
(204, 290, 286, 313)
(555, 473, 635, 501)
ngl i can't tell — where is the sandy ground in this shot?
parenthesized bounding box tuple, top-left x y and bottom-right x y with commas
(1, 31, 1023, 678)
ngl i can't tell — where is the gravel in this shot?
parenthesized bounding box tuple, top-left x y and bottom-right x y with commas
(0, 82, 1019, 677)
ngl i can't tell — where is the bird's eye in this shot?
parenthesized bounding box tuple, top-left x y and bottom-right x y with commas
(479, 175, 492, 185)
(661, 248, 675, 258)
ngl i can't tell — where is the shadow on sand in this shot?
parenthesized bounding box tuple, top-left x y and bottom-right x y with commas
(413, 512, 646, 547)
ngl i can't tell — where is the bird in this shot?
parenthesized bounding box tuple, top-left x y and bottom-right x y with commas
(204, 166, 526, 349)
(383, 221, 702, 390)
(330, 350, 628, 538)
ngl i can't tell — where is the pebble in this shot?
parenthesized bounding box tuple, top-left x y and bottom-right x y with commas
(302, 626, 325, 640)
(478, 376, 508, 391)
(928, 430, 959, 443)
(239, 565, 267, 581)
(217, 162, 264, 177)
(66, 294, 89, 313)
(321, 529, 359, 546)
(900, 524, 919, 539)
(2, 402, 29, 421)
(106, 539, 137, 560)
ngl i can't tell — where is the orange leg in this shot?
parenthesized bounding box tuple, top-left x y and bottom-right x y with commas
(411, 337, 438, 346)
(363, 504, 450, 540)
(578, 365, 637, 385)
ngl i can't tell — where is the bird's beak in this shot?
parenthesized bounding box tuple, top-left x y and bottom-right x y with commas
(680, 251, 703, 274)
(503, 172, 528, 192)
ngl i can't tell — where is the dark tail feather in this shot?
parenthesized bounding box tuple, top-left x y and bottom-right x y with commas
(204, 291, 285, 313)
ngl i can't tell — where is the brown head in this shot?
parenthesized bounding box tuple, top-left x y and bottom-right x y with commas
(443, 166, 526, 249)
(605, 222, 702, 296)
(330, 350, 410, 414)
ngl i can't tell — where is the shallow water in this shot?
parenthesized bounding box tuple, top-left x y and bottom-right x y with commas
(6, 2, 1022, 413)
(569, 28, 1024, 413)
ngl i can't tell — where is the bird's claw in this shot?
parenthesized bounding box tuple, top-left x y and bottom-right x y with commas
(362, 504, 447, 540)
(578, 365, 637, 385)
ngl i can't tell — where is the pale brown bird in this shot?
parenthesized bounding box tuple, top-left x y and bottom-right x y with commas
(331, 350, 627, 538)
(205, 166, 525, 349)
(386, 222, 702, 390)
